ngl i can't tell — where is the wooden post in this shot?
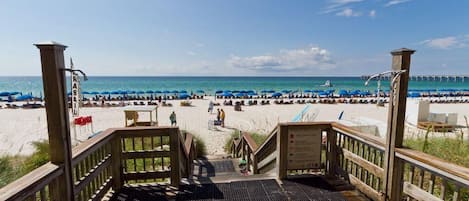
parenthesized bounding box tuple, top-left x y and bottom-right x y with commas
(326, 128, 338, 177)
(169, 128, 181, 187)
(34, 41, 74, 200)
(111, 134, 123, 191)
(383, 48, 415, 201)
(276, 125, 288, 179)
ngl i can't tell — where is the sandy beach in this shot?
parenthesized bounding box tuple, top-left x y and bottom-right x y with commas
(1, 97, 468, 156)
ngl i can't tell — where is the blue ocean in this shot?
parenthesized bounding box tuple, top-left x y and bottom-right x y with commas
(1, 76, 469, 97)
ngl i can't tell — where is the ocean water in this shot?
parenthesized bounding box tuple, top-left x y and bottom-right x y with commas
(1, 76, 469, 97)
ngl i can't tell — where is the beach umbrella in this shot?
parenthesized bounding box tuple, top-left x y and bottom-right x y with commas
(359, 91, 371, 96)
(234, 92, 246, 97)
(267, 90, 275, 93)
(15, 94, 34, 101)
(282, 90, 292, 94)
(163, 90, 170, 94)
(136, 91, 145, 94)
(223, 90, 231, 93)
(271, 92, 282, 97)
(247, 90, 254, 93)
(247, 91, 258, 96)
(215, 90, 223, 94)
(10, 92, 21, 95)
(90, 91, 99, 95)
(338, 90, 348, 96)
(110, 91, 120, 95)
(146, 90, 154, 94)
(221, 92, 233, 97)
(101, 91, 110, 95)
(171, 90, 178, 93)
(304, 89, 311, 93)
(179, 94, 190, 99)
(179, 90, 187, 94)
(127, 90, 136, 94)
(0, 92, 10, 96)
(196, 90, 205, 93)
(82, 91, 90, 94)
(154, 90, 162, 93)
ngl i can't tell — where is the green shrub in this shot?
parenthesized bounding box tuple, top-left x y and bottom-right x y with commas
(0, 156, 15, 188)
(193, 135, 207, 157)
(404, 137, 469, 168)
(224, 130, 268, 154)
(23, 140, 50, 173)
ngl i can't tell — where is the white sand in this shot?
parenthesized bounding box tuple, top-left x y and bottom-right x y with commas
(1, 97, 468, 156)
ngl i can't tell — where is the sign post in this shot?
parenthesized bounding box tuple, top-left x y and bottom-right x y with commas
(70, 58, 81, 117)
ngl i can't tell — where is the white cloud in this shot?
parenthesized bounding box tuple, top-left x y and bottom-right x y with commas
(187, 51, 197, 56)
(369, 10, 376, 17)
(385, 0, 413, 7)
(336, 8, 362, 17)
(420, 36, 469, 49)
(321, 0, 364, 14)
(228, 46, 335, 71)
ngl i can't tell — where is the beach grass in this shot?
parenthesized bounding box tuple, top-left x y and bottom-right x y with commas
(0, 140, 49, 188)
(224, 130, 268, 153)
(404, 134, 469, 168)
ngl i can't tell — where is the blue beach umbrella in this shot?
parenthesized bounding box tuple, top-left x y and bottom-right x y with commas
(10, 92, 21, 95)
(196, 90, 205, 93)
(271, 92, 282, 97)
(171, 90, 178, 93)
(221, 92, 233, 97)
(215, 90, 223, 94)
(82, 91, 90, 94)
(179, 90, 187, 94)
(90, 91, 99, 95)
(282, 90, 292, 94)
(247, 91, 258, 96)
(338, 90, 348, 96)
(0, 92, 10, 96)
(136, 91, 145, 94)
(16, 94, 34, 101)
(234, 92, 245, 97)
(146, 90, 154, 94)
(179, 94, 190, 99)
(163, 90, 170, 94)
(110, 91, 120, 95)
(304, 89, 311, 93)
(154, 90, 162, 93)
(101, 91, 110, 95)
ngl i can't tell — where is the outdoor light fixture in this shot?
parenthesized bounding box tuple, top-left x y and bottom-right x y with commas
(62, 68, 88, 81)
(364, 70, 407, 106)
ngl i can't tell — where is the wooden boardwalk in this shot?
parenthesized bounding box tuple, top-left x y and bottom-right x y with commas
(104, 159, 370, 201)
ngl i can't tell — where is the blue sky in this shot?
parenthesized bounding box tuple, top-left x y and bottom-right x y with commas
(0, 0, 468, 76)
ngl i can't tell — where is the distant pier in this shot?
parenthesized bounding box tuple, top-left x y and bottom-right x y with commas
(360, 74, 469, 82)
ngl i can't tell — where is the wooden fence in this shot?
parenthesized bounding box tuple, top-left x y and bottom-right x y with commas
(0, 126, 196, 201)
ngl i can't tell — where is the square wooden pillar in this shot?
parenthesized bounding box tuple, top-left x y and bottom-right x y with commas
(383, 48, 415, 201)
(34, 41, 74, 200)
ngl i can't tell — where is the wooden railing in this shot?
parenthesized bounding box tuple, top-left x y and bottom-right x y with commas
(0, 126, 196, 201)
(231, 122, 469, 201)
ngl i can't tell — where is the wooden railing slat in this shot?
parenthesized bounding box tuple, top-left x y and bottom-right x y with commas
(403, 181, 443, 201)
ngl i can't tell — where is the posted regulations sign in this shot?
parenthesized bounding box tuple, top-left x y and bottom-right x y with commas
(286, 127, 322, 170)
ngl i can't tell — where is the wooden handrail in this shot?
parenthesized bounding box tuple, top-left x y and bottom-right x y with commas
(396, 148, 469, 186)
(0, 163, 63, 201)
(331, 122, 385, 150)
(253, 127, 278, 155)
(242, 132, 258, 151)
(71, 128, 115, 166)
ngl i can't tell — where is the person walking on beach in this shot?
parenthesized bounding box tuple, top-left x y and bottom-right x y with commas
(170, 111, 177, 126)
(216, 108, 221, 122)
(208, 101, 214, 113)
(220, 109, 225, 127)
